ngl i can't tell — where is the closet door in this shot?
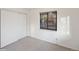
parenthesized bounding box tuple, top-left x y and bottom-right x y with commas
(1, 9, 27, 47)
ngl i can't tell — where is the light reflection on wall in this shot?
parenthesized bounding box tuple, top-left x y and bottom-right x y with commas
(57, 16, 70, 41)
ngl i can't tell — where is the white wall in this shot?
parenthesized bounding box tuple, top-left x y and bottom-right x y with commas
(57, 8, 79, 50)
(1, 9, 28, 47)
(29, 8, 70, 42)
(28, 8, 79, 50)
(29, 8, 58, 43)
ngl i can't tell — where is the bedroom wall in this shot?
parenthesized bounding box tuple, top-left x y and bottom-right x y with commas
(57, 8, 79, 50)
(29, 8, 70, 43)
(1, 8, 29, 48)
(28, 8, 79, 50)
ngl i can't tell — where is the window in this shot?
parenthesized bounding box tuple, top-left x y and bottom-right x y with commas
(40, 11, 57, 31)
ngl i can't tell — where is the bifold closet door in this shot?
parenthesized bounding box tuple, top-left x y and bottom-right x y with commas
(1, 10, 27, 48)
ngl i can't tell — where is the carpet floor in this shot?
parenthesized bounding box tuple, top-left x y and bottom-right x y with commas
(0, 37, 73, 51)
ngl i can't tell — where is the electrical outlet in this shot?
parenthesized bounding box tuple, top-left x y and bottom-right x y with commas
(56, 38, 58, 41)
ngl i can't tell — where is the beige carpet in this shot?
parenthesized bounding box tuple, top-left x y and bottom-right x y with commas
(0, 37, 74, 51)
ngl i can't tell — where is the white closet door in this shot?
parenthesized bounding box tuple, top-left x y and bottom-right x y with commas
(1, 10, 27, 47)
